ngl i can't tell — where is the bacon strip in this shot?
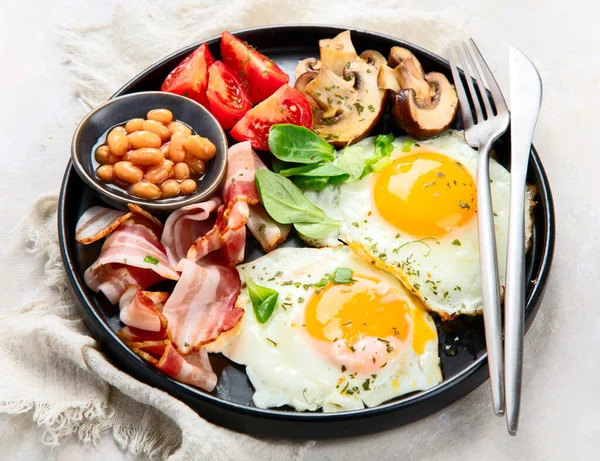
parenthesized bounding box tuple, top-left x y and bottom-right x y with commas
(130, 340, 217, 391)
(162, 259, 243, 355)
(118, 286, 169, 332)
(85, 221, 179, 303)
(161, 198, 222, 267)
(76, 204, 163, 245)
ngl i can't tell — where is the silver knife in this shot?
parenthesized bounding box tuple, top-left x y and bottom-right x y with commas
(505, 46, 542, 435)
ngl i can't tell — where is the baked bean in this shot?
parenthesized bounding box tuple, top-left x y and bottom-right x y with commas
(126, 148, 164, 167)
(95, 145, 110, 164)
(125, 118, 144, 133)
(142, 120, 170, 142)
(129, 181, 162, 199)
(173, 162, 190, 180)
(144, 160, 174, 184)
(167, 121, 192, 137)
(168, 131, 188, 163)
(147, 108, 173, 124)
(180, 179, 197, 195)
(128, 131, 162, 149)
(113, 161, 144, 184)
(107, 126, 129, 157)
(160, 179, 180, 198)
(96, 165, 114, 183)
(185, 155, 205, 175)
(183, 135, 216, 160)
(160, 142, 170, 157)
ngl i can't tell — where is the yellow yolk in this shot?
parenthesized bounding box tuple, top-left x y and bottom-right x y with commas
(305, 276, 436, 354)
(374, 151, 477, 237)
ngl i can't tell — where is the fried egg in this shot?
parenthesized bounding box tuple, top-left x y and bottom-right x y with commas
(211, 247, 442, 412)
(304, 131, 535, 319)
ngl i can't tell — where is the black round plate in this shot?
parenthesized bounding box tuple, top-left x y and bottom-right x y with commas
(58, 25, 555, 438)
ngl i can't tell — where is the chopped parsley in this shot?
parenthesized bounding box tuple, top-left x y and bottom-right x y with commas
(143, 255, 159, 265)
(451, 239, 462, 246)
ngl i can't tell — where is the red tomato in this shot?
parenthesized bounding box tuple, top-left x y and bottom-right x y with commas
(206, 61, 252, 130)
(161, 43, 215, 107)
(230, 85, 313, 150)
(221, 31, 290, 104)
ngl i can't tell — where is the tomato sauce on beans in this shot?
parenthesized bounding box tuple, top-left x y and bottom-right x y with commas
(93, 108, 217, 200)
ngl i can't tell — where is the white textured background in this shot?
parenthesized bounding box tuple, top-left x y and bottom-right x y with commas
(1, 0, 599, 459)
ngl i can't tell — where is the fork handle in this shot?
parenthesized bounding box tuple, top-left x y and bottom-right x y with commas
(477, 140, 505, 416)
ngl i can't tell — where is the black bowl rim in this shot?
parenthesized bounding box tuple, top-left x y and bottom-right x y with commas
(70, 90, 229, 213)
(58, 24, 556, 425)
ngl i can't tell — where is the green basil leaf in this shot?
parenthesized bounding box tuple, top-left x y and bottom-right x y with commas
(255, 169, 326, 224)
(291, 176, 330, 191)
(294, 217, 339, 239)
(243, 272, 279, 324)
(279, 163, 347, 178)
(268, 124, 335, 164)
(335, 144, 368, 180)
(332, 267, 354, 284)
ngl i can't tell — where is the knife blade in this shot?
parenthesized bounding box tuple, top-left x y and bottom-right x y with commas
(505, 46, 543, 435)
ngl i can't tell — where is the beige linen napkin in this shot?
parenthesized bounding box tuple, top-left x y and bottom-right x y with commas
(0, 1, 465, 458)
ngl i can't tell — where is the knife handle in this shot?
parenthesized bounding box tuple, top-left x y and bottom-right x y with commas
(505, 168, 527, 435)
(477, 141, 505, 416)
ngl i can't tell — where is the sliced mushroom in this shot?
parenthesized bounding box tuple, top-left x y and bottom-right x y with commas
(377, 65, 401, 92)
(389, 54, 458, 139)
(388, 46, 420, 69)
(360, 50, 387, 68)
(295, 58, 321, 80)
(319, 30, 358, 76)
(301, 62, 386, 147)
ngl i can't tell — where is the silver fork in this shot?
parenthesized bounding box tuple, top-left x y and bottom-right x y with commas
(448, 40, 510, 416)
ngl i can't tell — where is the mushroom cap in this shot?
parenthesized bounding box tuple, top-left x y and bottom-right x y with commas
(301, 62, 386, 147)
(319, 30, 358, 75)
(360, 49, 387, 68)
(295, 58, 321, 80)
(390, 72, 459, 139)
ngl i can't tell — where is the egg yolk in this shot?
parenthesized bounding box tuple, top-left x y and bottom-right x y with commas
(374, 152, 477, 237)
(305, 276, 435, 354)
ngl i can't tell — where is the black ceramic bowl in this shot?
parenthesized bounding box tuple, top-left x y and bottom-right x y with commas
(71, 91, 228, 214)
(59, 25, 555, 438)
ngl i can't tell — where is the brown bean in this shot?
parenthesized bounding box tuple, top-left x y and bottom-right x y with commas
(167, 121, 192, 137)
(96, 165, 114, 183)
(142, 120, 170, 142)
(95, 145, 110, 164)
(173, 162, 191, 180)
(185, 155, 205, 175)
(107, 126, 129, 157)
(129, 181, 162, 199)
(144, 160, 174, 184)
(128, 131, 162, 149)
(183, 135, 216, 160)
(160, 179, 180, 198)
(168, 131, 188, 163)
(147, 109, 173, 124)
(125, 118, 144, 133)
(126, 148, 164, 167)
(180, 179, 197, 195)
(160, 142, 170, 157)
(113, 161, 144, 184)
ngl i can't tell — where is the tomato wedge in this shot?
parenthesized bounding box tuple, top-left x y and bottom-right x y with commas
(161, 43, 215, 107)
(221, 31, 290, 104)
(206, 61, 252, 130)
(230, 85, 313, 150)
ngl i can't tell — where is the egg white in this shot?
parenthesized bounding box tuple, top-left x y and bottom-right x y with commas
(304, 131, 535, 318)
(213, 247, 442, 412)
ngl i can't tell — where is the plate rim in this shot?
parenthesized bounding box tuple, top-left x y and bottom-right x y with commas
(58, 23, 556, 427)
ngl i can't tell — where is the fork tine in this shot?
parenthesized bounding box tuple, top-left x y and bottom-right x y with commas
(448, 48, 474, 131)
(455, 45, 485, 125)
(469, 38, 509, 114)
(463, 42, 493, 119)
